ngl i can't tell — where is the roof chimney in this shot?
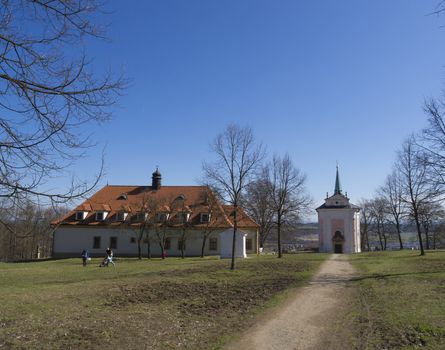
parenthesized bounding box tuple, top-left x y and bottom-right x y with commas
(152, 167, 162, 190)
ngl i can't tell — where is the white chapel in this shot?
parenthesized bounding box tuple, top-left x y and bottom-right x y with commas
(316, 166, 361, 254)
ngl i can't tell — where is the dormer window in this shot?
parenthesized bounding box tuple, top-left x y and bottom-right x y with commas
(96, 211, 108, 221)
(136, 212, 148, 221)
(200, 213, 210, 223)
(116, 212, 128, 221)
(75, 211, 87, 221)
(117, 193, 128, 200)
(157, 213, 169, 222)
(177, 212, 190, 223)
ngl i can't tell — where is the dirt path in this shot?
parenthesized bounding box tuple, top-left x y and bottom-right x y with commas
(225, 254, 357, 350)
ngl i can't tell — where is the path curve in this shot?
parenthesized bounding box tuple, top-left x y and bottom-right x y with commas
(225, 254, 357, 350)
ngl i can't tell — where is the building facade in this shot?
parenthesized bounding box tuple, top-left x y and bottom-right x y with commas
(316, 167, 361, 254)
(53, 169, 259, 258)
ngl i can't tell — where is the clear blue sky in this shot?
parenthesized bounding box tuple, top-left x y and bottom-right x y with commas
(65, 0, 445, 220)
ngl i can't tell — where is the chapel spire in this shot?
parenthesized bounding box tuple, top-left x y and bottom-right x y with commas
(334, 164, 342, 195)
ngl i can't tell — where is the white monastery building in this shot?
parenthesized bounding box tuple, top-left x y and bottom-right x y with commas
(316, 166, 361, 254)
(52, 169, 259, 258)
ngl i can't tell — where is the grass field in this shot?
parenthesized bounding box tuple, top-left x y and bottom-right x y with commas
(349, 250, 445, 350)
(0, 254, 326, 350)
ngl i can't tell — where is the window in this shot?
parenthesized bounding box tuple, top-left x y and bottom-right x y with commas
(157, 213, 169, 222)
(164, 237, 171, 250)
(116, 212, 127, 221)
(110, 236, 117, 249)
(96, 211, 106, 221)
(177, 238, 186, 250)
(130, 237, 136, 244)
(200, 213, 210, 223)
(209, 237, 217, 251)
(178, 213, 189, 223)
(93, 236, 101, 249)
(136, 212, 147, 221)
(246, 238, 253, 251)
(75, 211, 86, 221)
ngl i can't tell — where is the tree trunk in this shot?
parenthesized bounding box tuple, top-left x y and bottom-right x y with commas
(424, 228, 430, 250)
(146, 240, 151, 259)
(377, 227, 384, 251)
(137, 238, 142, 260)
(413, 212, 425, 256)
(277, 214, 282, 258)
(230, 205, 237, 270)
(201, 235, 207, 258)
(396, 220, 403, 250)
(159, 242, 165, 259)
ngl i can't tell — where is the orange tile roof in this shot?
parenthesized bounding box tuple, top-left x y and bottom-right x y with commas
(222, 205, 260, 228)
(53, 185, 258, 229)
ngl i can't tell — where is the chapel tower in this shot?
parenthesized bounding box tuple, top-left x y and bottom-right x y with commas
(316, 166, 361, 253)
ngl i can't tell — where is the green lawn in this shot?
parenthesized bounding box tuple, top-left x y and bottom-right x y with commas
(0, 254, 327, 350)
(349, 250, 445, 350)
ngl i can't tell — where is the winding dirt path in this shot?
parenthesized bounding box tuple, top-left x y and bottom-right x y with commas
(225, 254, 357, 350)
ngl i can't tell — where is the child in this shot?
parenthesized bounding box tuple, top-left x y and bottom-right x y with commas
(81, 249, 89, 266)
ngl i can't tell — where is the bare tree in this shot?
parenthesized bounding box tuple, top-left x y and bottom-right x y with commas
(378, 170, 406, 250)
(153, 199, 172, 260)
(172, 196, 192, 259)
(203, 124, 264, 270)
(418, 202, 444, 250)
(198, 189, 222, 258)
(266, 154, 311, 258)
(0, 1, 124, 206)
(358, 199, 372, 251)
(397, 136, 442, 255)
(421, 99, 445, 185)
(126, 194, 159, 259)
(369, 197, 388, 251)
(0, 196, 64, 261)
(242, 173, 275, 248)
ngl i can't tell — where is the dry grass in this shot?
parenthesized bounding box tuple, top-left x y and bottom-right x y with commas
(349, 250, 445, 350)
(0, 254, 326, 350)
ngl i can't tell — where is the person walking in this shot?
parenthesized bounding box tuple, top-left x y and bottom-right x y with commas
(81, 249, 89, 266)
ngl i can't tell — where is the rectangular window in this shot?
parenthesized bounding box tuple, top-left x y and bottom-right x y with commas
(130, 237, 136, 244)
(209, 237, 217, 251)
(157, 213, 168, 222)
(200, 213, 210, 223)
(110, 236, 117, 249)
(246, 238, 253, 251)
(75, 212, 85, 221)
(116, 212, 126, 221)
(178, 213, 188, 223)
(137, 212, 147, 221)
(164, 237, 171, 250)
(93, 236, 101, 249)
(96, 212, 105, 221)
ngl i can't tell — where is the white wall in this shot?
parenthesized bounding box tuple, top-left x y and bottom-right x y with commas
(317, 208, 361, 254)
(219, 228, 247, 258)
(53, 226, 257, 258)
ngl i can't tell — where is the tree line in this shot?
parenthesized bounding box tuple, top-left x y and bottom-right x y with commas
(203, 124, 312, 269)
(359, 99, 445, 255)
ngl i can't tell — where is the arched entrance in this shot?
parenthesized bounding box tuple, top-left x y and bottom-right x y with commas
(332, 231, 344, 254)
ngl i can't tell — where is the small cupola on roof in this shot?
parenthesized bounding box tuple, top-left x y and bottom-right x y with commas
(152, 167, 162, 190)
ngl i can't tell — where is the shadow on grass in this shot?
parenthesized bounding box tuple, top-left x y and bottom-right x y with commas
(349, 270, 444, 282)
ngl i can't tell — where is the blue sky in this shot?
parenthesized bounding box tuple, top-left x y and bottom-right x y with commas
(64, 0, 445, 220)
